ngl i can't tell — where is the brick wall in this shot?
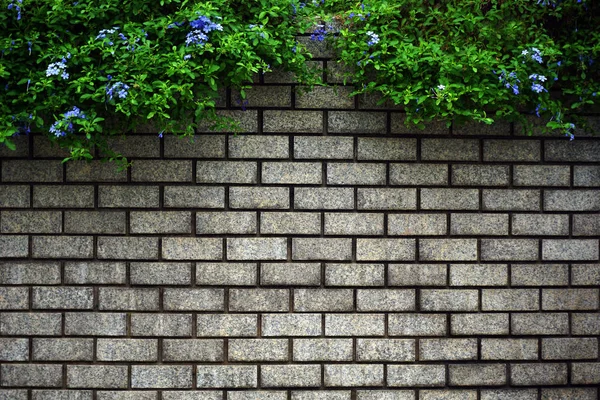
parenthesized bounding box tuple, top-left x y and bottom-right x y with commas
(1, 42, 600, 399)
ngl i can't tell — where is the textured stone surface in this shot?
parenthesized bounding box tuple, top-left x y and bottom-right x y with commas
(164, 186, 224, 208)
(421, 189, 479, 210)
(261, 212, 320, 235)
(481, 339, 538, 360)
(390, 164, 448, 185)
(387, 365, 446, 387)
(162, 238, 222, 260)
(262, 162, 322, 184)
(357, 189, 417, 210)
(357, 138, 417, 160)
(327, 163, 386, 185)
(388, 264, 447, 286)
(293, 339, 353, 361)
(356, 239, 415, 261)
(388, 314, 447, 336)
(294, 289, 353, 312)
(450, 213, 508, 235)
(262, 365, 321, 387)
(294, 187, 354, 209)
(294, 136, 353, 159)
(265, 110, 323, 133)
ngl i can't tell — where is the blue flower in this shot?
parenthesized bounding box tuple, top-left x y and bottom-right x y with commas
(184, 54, 191, 60)
(185, 30, 209, 46)
(310, 24, 333, 42)
(50, 106, 86, 137)
(366, 31, 379, 46)
(106, 81, 131, 100)
(531, 83, 547, 93)
(190, 15, 223, 33)
(46, 59, 69, 80)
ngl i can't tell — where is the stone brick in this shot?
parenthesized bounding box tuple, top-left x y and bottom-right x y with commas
(198, 263, 257, 286)
(230, 187, 289, 209)
(542, 338, 598, 360)
(229, 135, 289, 159)
(541, 388, 597, 400)
(262, 365, 321, 387)
(31, 136, 69, 158)
(99, 288, 158, 311)
(0, 338, 29, 361)
(481, 239, 539, 261)
(356, 339, 415, 362)
(451, 213, 508, 235)
(327, 163, 386, 185)
(571, 362, 600, 384)
(294, 187, 354, 209)
(236, 85, 291, 107)
(451, 313, 509, 335)
(481, 339, 538, 360)
(420, 290, 478, 311)
(198, 110, 257, 133)
(452, 165, 509, 186)
(421, 139, 479, 161)
(325, 213, 384, 235)
(131, 314, 192, 337)
(574, 214, 600, 236)
(482, 289, 539, 311)
(229, 339, 287, 362)
(357, 289, 415, 312)
(33, 287, 93, 310)
(64, 261, 126, 284)
(325, 263, 384, 286)
(328, 111, 387, 134)
(542, 288, 599, 310)
(104, 136, 160, 158)
(419, 391, 476, 400)
(511, 313, 569, 335)
(1, 364, 62, 387)
(390, 164, 448, 186)
(130, 262, 191, 285)
(388, 214, 446, 236)
(324, 365, 383, 387)
(2, 160, 62, 182)
(32, 236, 93, 259)
(131, 365, 192, 389)
(162, 238, 222, 260)
(164, 288, 224, 311)
(572, 313, 600, 335)
(296, 86, 354, 109)
(98, 237, 159, 260)
(481, 389, 538, 400)
(227, 392, 285, 400)
(387, 365, 446, 387)
(97, 392, 157, 400)
(357, 239, 416, 261)
(356, 391, 415, 400)
(545, 140, 600, 161)
(196, 365, 257, 388)
(67, 365, 128, 388)
(164, 186, 225, 208)
(572, 263, 600, 285)
(294, 289, 353, 312)
(163, 339, 224, 362)
(293, 238, 352, 260)
(357, 189, 417, 210)
(512, 214, 569, 236)
(65, 211, 126, 234)
(483, 189, 540, 211)
(419, 338, 477, 361)
(98, 185, 159, 208)
(229, 288, 288, 312)
(32, 338, 93, 361)
(483, 140, 540, 161)
(1, 211, 61, 233)
(420, 189, 479, 210)
(544, 190, 600, 211)
(97, 339, 158, 362)
(0, 390, 27, 400)
(197, 212, 256, 234)
(262, 162, 322, 184)
(293, 339, 353, 361)
(33, 185, 94, 208)
(449, 364, 506, 386)
(197, 314, 257, 337)
(261, 212, 320, 235)
(388, 264, 447, 286)
(227, 238, 287, 260)
(31, 390, 93, 400)
(357, 138, 417, 161)
(0, 261, 61, 284)
(0, 136, 28, 157)
(513, 165, 570, 187)
(264, 111, 323, 133)
(450, 264, 507, 286)
(0, 185, 30, 208)
(419, 239, 477, 261)
(66, 161, 127, 182)
(325, 314, 385, 336)
(511, 264, 568, 286)
(130, 211, 191, 234)
(388, 314, 447, 336)
(294, 136, 353, 159)
(543, 239, 599, 260)
(164, 135, 225, 158)
(162, 392, 221, 400)
(391, 115, 450, 135)
(197, 161, 257, 183)
(0, 287, 28, 309)
(574, 165, 600, 187)
(131, 160, 192, 182)
(65, 313, 126, 336)
(510, 363, 567, 386)
(262, 314, 321, 337)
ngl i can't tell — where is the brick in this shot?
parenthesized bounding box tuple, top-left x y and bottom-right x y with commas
(513, 165, 570, 187)
(237, 85, 291, 107)
(264, 110, 323, 133)
(542, 338, 598, 360)
(229, 288, 288, 312)
(572, 313, 600, 335)
(98, 237, 159, 260)
(67, 365, 127, 388)
(263, 162, 322, 184)
(1, 211, 61, 233)
(97, 392, 157, 400)
(388, 314, 447, 336)
(296, 85, 354, 109)
(420, 290, 478, 311)
(450, 264, 507, 286)
(130, 211, 191, 233)
(0, 338, 28, 361)
(0, 390, 27, 400)
(64, 211, 125, 234)
(325, 263, 384, 286)
(293, 238, 352, 260)
(99, 288, 159, 311)
(197, 314, 257, 337)
(229, 135, 289, 159)
(0, 261, 61, 284)
(572, 263, 600, 285)
(294, 289, 353, 312)
(451, 313, 509, 335)
(451, 213, 508, 235)
(388, 214, 446, 236)
(296, 35, 334, 58)
(130, 262, 190, 285)
(420, 239, 477, 261)
(357, 289, 415, 312)
(483, 189, 540, 211)
(131, 365, 192, 389)
(0, 136, 28, 157)
(421, 189, 479, 210)
(293, 339, 353, 361)
(164, 288, 224, 311)
(574, 214, 600, 236)
(387, 365, 445, 387)
(419, 391, 476, 400)
(449, 364, 506, 386)
(541, 388, 597, 400)
(481, 339, 538, 360)
(197, 161, 257, 183)
(512, 214, 569, 236)
(97, 339, 158, 362)
(328, 111, 386, 134)
(2, 160, 62, 182)
(198, 263, 257, 286)
(196, 365, 257, 388)
(357, 189, 417, 210)
(262, 365, 321, 387)
(64, 261, 126, 284)
(31, 136, 69, 158)
(196, 212, 256, 234)
(543, 288, 599, 310)
(572, 362, 600, 384)
(324, 365, 383, 387)
(66, 161, 127, 182)
(261, 212, 320, 235)
(481, 239, 539, 261)
(356, 391, 415, 400)
(33, 185, 94, 208)
(390, 164, 448, 186)
(391, 114, 450, 135)
(327, 163, 386, 185)
(511, 264, 568, 286)
(32, 338, 93, 361)
(1, 364, 62, 387)
(483, 140, 540, 161)
(162, 393, 220, 400)
(162, 238, 222, 260)
(325, 212, 384, 235)
(574, 165, 600, 187)
(164, 186, 224, 208)
(230, 187, 289, 209)
(294, 187, 354, 209)
(33, 287, 93, 309)
(452, 165, 509, 186)
(31, 391, 93, 400)
(131, 314, 192, 336)
(543, 239, 599, 260)
(389, 264, 447, 286)
(131, 160, 192, 182)
(227, 392, 285, 400)
(482, 289, 538, 311)
(104, 136, 160, 158)
(0, 185, 30, 207)
(545, 140, 600, 161)
(356, 339, 415, 362)
(422, 139, 479, 161)
(65, 313, 126, 336)
(511, 363, 567, 386)
(198, 110, 257, 133)
(262, 314, 321, 336)
(419, 338, 477, 361)
(229, 339, 287, 362)
(98, 185, 159, 208)
(227, 238, 286, 260)
(325, 314, 385, 336)
(0, 287, 28, 309)
(33, 236, 93, 259)
(544, 190, 600, 211)
(511, 313, 569, 335)
(164, 134, 225, 158)
(357, 138, 417, 160)
(294, 136, 353, 159)
(357, 239, 415, 261)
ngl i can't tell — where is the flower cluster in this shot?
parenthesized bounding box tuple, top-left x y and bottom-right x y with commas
(49, 106, 86, 137)
(310, 24, 333, 42)
(46, 54, 71, 80)
(366, 31, 379, 46)
(495, 70, 520, 95)
(7, 0, 22, 20)
(185, 15, 223, 46)
(106, 80, 130, 100)
(522, 48, 543, 64)
(529, 74, 548, 93)
(96, 27, 120, 45)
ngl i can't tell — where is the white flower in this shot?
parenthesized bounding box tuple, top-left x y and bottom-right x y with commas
(521, 49, 529, 55)
(437, 84, 446, 90)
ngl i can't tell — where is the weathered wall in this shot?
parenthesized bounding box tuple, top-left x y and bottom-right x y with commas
(1, 42, 600, 399)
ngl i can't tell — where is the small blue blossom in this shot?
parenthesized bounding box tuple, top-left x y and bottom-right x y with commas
(46, 59, 69, 80)
(310, 24, 333, 42)
(49, 106, 86, 137)
(185, 30, 208, 46)
(531, 83, 547, 93)
(189, 15, 223, 33)
(366, 31, 379, 46)
(184, 54, 191, 60)
(106, 81, 130, 100)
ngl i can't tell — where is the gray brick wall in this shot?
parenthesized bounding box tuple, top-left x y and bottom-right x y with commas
(1, 39, 599, 398)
